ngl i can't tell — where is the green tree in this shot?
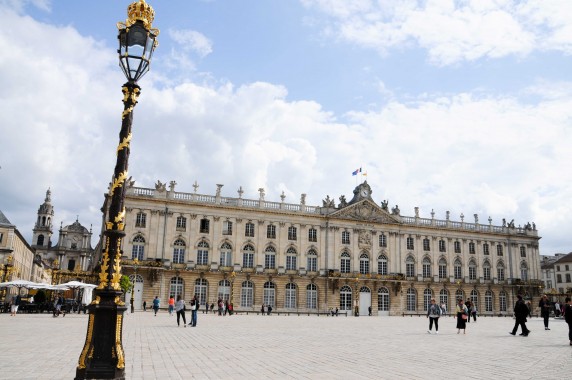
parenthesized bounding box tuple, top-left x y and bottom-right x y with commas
(119, 275, 133, 294)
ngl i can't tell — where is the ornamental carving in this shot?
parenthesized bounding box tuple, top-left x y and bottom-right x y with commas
(358, 230, 372, 248)
(330, 200, 400, 224)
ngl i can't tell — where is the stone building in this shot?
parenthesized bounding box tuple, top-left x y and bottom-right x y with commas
(32, 189, 95, 273)
(0, 210, 38, 300)
(112, 180, 543, 315)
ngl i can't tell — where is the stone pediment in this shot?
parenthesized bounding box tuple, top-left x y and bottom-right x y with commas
(330, 199, 401, 224)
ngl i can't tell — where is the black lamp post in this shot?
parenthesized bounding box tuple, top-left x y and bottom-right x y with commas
(75, 1, 158, 379)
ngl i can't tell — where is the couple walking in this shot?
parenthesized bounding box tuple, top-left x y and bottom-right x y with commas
(174, 295, 199, 327)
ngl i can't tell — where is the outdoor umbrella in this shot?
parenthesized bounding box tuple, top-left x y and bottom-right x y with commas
(0, 280, 39, 295)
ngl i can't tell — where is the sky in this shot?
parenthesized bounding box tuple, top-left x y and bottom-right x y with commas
(0, 0, 571, 255)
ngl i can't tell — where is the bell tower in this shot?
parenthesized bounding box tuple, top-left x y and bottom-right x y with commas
(32, 188, 54, 253)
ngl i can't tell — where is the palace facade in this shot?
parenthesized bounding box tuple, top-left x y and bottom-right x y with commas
(112, 180, 543, 316)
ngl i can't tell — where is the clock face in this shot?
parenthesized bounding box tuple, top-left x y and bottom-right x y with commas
(361, 189, 368, 197)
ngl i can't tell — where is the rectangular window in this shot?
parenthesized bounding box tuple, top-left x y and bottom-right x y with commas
(222, 220, 233, 236)
(406, 237, 414, 250)
(243, 252, 254, 268)
(286, 256, 297, 271)
(378, 260, 387, 275)
(557, 265, 560, 271)
(547, 280, 552, 289)
(557, 274, 562, 283)
(469, 242, 475, 254)
(454, 266, 462, 280)
(176, 216, 186, 230)
(483, 267, 491, 281)
(306, 288, 317, 309)
(342, 231, 350, 245)
(520, 246, 526, 257)
(566, 265, 570, 271)
(496, 244, 503, 256)
(0, 232, 4, 243)
(469, 266, 476, 280)
(454, 241, 461, 253)
(267, 225, 276, 239)
(241, 286, 253, 308)
(423, 239, 430, 252)
(497, 268, 505, 281)
(245, 222, 255, 237)
(438, 264, 447, 279)
(422, 263, 431, 278)
(566, 274, 571, 283)
(439, 240, 446, 252)
(288, 226, 297, 241)
(308, 228, 317, 242)
(264, 254, 275, 269)
(135, 212, 146, 228)
(200, 218, 209, 234)
(499, 294, 507, 312)
(483, 243, 490, 255)
(307, 256, 317, 272)
(379, 234, 387, 248)
(406, 263, 415, 277)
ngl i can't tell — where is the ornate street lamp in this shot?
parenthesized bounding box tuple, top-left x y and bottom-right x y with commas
(75, 1, 158, 379)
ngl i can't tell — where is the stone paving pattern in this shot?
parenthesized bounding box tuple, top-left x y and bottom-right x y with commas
(0, 311, 570, 379)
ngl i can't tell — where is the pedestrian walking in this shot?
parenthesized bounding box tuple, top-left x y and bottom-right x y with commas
(440, 302, 447, 317)
(261, 304, 265, 315)
(465, 300, 471, 323)
(554, 300, 561, 317)
(470, 303, 477, 322)
(510, 294, 531, 337)
(456, 299, 468, 334)
(168, 296, 175, 316)
(563, 297, 572, 346)
(427, 298, 441, 334)
(267, 304, 273, 315)
(10, 295, 21, 316)
(152, 296, 160, 316)
(539, 294, 551, 330)
(175, 295, 187, 327)
(142, 300, 146, 311)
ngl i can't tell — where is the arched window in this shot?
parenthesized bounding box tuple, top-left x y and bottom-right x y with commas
(340, 285, 352, 311)
(340, 252, 351, 273)
(497, 261, 505, 281)
(194, 278, 208, 305)
(285, 283, 296, 309)
(307, 249, 318, 272)
(520, 262, 528, 281)
(483, 260, 491, 280)
(438, 258, 447, 279)
(422, 257, 431, 278)
(439, 289, 449, 312)
(406, 288, 416, 311)
(286, 247, 297, 271)
(468, 259, 477, 280)
(306, 284, 317, 309)
(455, 289, 464, 302)
(378, 287, 389, 311)
(423, 288, 433, 311)
(173, 239, 186, 264)
(454, 258, 462, 279)
(218, 279, 231, 302)
(242, 244, 254, 268)
(264, 246, 276, 269)
(263, 282, 276, 308)
(37, 234, 45, 246)
(241, 281, 253, 307)
(132, 235, 145, 260)
(499, 291, 507, 312)
(485, 290, 493, 312)
(377, 254, 388, 275)
(169, 276, 184, 299)
(406, 256, 415, 277)
(220, 243, 232, 267)
(359, 252, 370, 275)
(197, 241, 209, 266)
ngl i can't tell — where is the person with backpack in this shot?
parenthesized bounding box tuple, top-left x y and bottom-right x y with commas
(427, 298, 442, 334)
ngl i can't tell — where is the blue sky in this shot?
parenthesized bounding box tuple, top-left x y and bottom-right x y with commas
(1, 0, 571, 254)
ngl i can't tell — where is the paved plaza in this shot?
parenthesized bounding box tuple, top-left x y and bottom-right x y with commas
(0, 311, 570, 379)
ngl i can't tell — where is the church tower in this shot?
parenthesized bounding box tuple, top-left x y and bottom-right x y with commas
(32, 188, 54, 255)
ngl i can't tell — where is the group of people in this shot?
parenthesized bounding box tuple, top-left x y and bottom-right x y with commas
(260, 304, 273, 315)
(147, 295, 237, 327)
(425, 294, 572, 345)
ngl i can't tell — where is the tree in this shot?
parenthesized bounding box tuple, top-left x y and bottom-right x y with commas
(119, 275, 133, 294)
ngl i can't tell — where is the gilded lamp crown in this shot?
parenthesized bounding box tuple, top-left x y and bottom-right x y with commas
(126, 0, 155, 29)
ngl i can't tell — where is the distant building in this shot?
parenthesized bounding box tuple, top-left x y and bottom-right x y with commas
(0, 210, 37, 300)
(101, 180, 543, 316)
(552, 252, 572, 295)
(32, 189, 95, 273)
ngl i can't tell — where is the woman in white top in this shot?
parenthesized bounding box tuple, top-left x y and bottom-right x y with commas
(175, 295, 187, 327)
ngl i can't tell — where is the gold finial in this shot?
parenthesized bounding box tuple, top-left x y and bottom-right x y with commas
(126, 0, 155, 29)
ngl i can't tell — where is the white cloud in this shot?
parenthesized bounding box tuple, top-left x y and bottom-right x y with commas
(1, 6, 571, 255)
(168, 28, 213, 58)
(301, 0, 572, 65)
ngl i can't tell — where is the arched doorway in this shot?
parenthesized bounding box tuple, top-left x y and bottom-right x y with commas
(125, 274, 144, 310)
(359, 286, 371, 316)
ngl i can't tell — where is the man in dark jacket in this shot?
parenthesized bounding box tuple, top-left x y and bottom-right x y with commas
(564, 297, 572, 346)
(510, 294, 531, 336)
(539, 294, 551, 330)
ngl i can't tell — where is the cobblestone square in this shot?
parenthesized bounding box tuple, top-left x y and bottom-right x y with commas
(0, 312, 570, 379)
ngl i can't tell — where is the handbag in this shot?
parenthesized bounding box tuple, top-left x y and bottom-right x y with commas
(461, 314, 468, 320)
